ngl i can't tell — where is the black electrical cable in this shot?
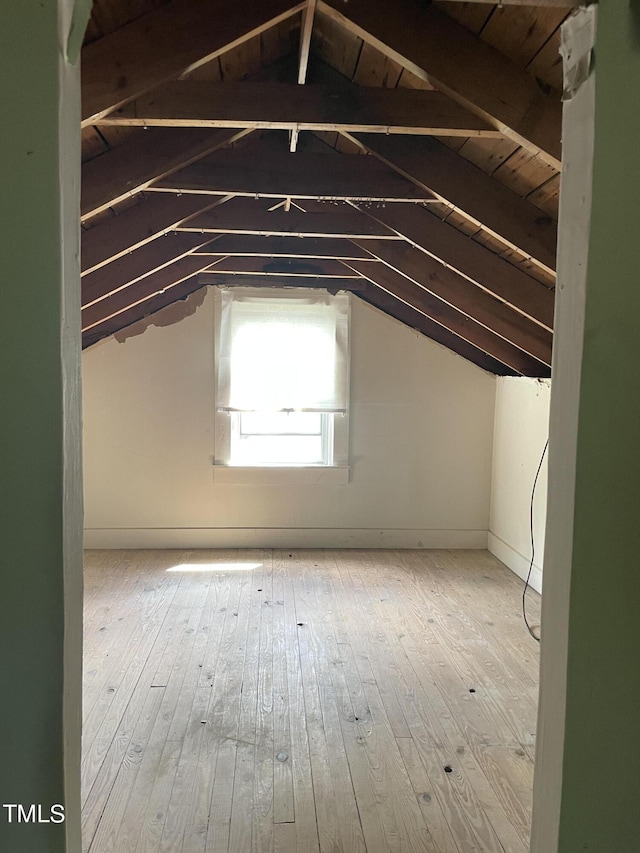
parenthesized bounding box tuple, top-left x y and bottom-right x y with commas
(523, 438, 548, 642)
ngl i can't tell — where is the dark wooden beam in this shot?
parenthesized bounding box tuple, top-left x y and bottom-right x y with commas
(97, 81, 499, 138)
(81, 256, 225, 332)
(317, 0, 562, 167)
(345, 132, 557, 273)
(82, 233, 215, 308)
(81, 127, 247, 221)
(82, 194, 229, 275)
(81, 0, 305, 125)
(151, 148, 435, 202)
(352, 202, 554, 329)
(347, 258, 549, 376)
(191, 234, 374, 259)
(197, 272, 365, 291)
(195, 257, 362, 277)
(441, 0, 570, 5)
(357, 284, 516, 376)
(82, 277, 207, 350)
(359, 239, 553, 365)
(177, 198, 403, 239)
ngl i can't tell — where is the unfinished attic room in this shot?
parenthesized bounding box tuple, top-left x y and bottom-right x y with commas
(77, 0, 565, 851)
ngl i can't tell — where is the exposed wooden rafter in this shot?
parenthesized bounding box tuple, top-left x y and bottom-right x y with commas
(357, 239, 553, 365)
(81, 195, 231, 275)
(177, 198, 402, 239)
(351, 201, 555, 329)
(81, 0, 306, 125)
(81, 127, 248, 221)
(151, 148, 436, 202)
(317, 0, 562, 167)
(344, 131, 557, 273)
(347, 258, 550, 376)
(96, 81, 500, 138)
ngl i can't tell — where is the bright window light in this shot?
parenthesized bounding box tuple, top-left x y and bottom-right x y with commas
(167, 562, 261, 573)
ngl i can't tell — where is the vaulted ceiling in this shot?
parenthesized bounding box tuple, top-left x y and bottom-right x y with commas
(81, 0, 575, 377)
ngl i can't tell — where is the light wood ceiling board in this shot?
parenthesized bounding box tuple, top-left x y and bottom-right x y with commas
(433, 2, 494, 35)
(353, 41, 403, 88)
(498, 247, 557, 289)
(456, 137, 521, 175)
(348, 257, 549, 376)
(82, 232, 216, 307)
(526, 28, 563, 94)
(357, 283, 517, 375)
(356, 202, 554, 328)
(100, 81, 499, 137)
(81, 0, 306, 125)
(311, 10, 363, 78)
(492, 147, 559, 198)
(443, 208, 482, 238)
(198, 272, 366, 291)
(192, 235, 374, 259)
(81, 127, 250, 221)
(94, 124, 142, 153)
(479, 6, 571, 68)
(82, 194, 230, 274)
(527, 173, 561, 220)
(358, 239, 553, 365)
(347, 132, 557, 272)
(178, 197, 401, 238)
(318, 0, 562, 167)
(82, 275, 208, 348)
(199, 256, 361, 276)
(152, 148, 436, 202)
(82, 255, 225, 330)
(396, 68, 435, 91)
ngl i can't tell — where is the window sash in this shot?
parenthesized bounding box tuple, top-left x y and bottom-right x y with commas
(217, 287, 349, 413)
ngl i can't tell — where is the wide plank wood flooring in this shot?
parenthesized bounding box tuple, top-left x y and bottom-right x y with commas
(82, 549, 541, 853)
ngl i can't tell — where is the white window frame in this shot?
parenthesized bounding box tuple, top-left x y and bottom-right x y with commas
(212, 286, 350, 484)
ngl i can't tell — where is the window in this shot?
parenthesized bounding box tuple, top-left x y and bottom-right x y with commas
(214, 287, 350, 476)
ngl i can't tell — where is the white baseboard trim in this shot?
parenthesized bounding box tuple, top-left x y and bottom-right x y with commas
(488, 531, 543, 593)
(84, 527, 488, 551)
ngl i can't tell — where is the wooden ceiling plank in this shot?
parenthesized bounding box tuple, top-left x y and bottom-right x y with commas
(348, 258, 549, 376)
(81, 255, 226, 331)
(151, 147, 435, 202)
(345, 131, 557, 272)
(81, 126, 249, 221)
(353, 201, 555, 329)
(437, 0, 570, 7)
(97, 81, 500, 137)
(198, 272, 365, 291)
(191, 234, 374, 259)
(81, 0, 306, 125)
(82, 232, 218, 308)
(82, 275, 209, 349)
(81, 194, 230, 275)
(317, 0, 562, 167)
(177, 199, 402, 238)
(200, 256, 360, 276)
(357, 284, 517, 376)
(358, 239, 553, 365)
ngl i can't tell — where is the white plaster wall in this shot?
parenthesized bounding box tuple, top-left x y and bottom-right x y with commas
(83, 289, 496, 548)
(489, 377, 550, 592)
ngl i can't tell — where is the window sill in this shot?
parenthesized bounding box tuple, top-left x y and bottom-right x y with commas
(212, 465, 350, 485)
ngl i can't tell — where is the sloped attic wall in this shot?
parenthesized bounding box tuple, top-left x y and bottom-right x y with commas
(82, 290, 496, 548)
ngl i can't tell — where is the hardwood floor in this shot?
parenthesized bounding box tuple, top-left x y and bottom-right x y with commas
(81, 549, 541, 853)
